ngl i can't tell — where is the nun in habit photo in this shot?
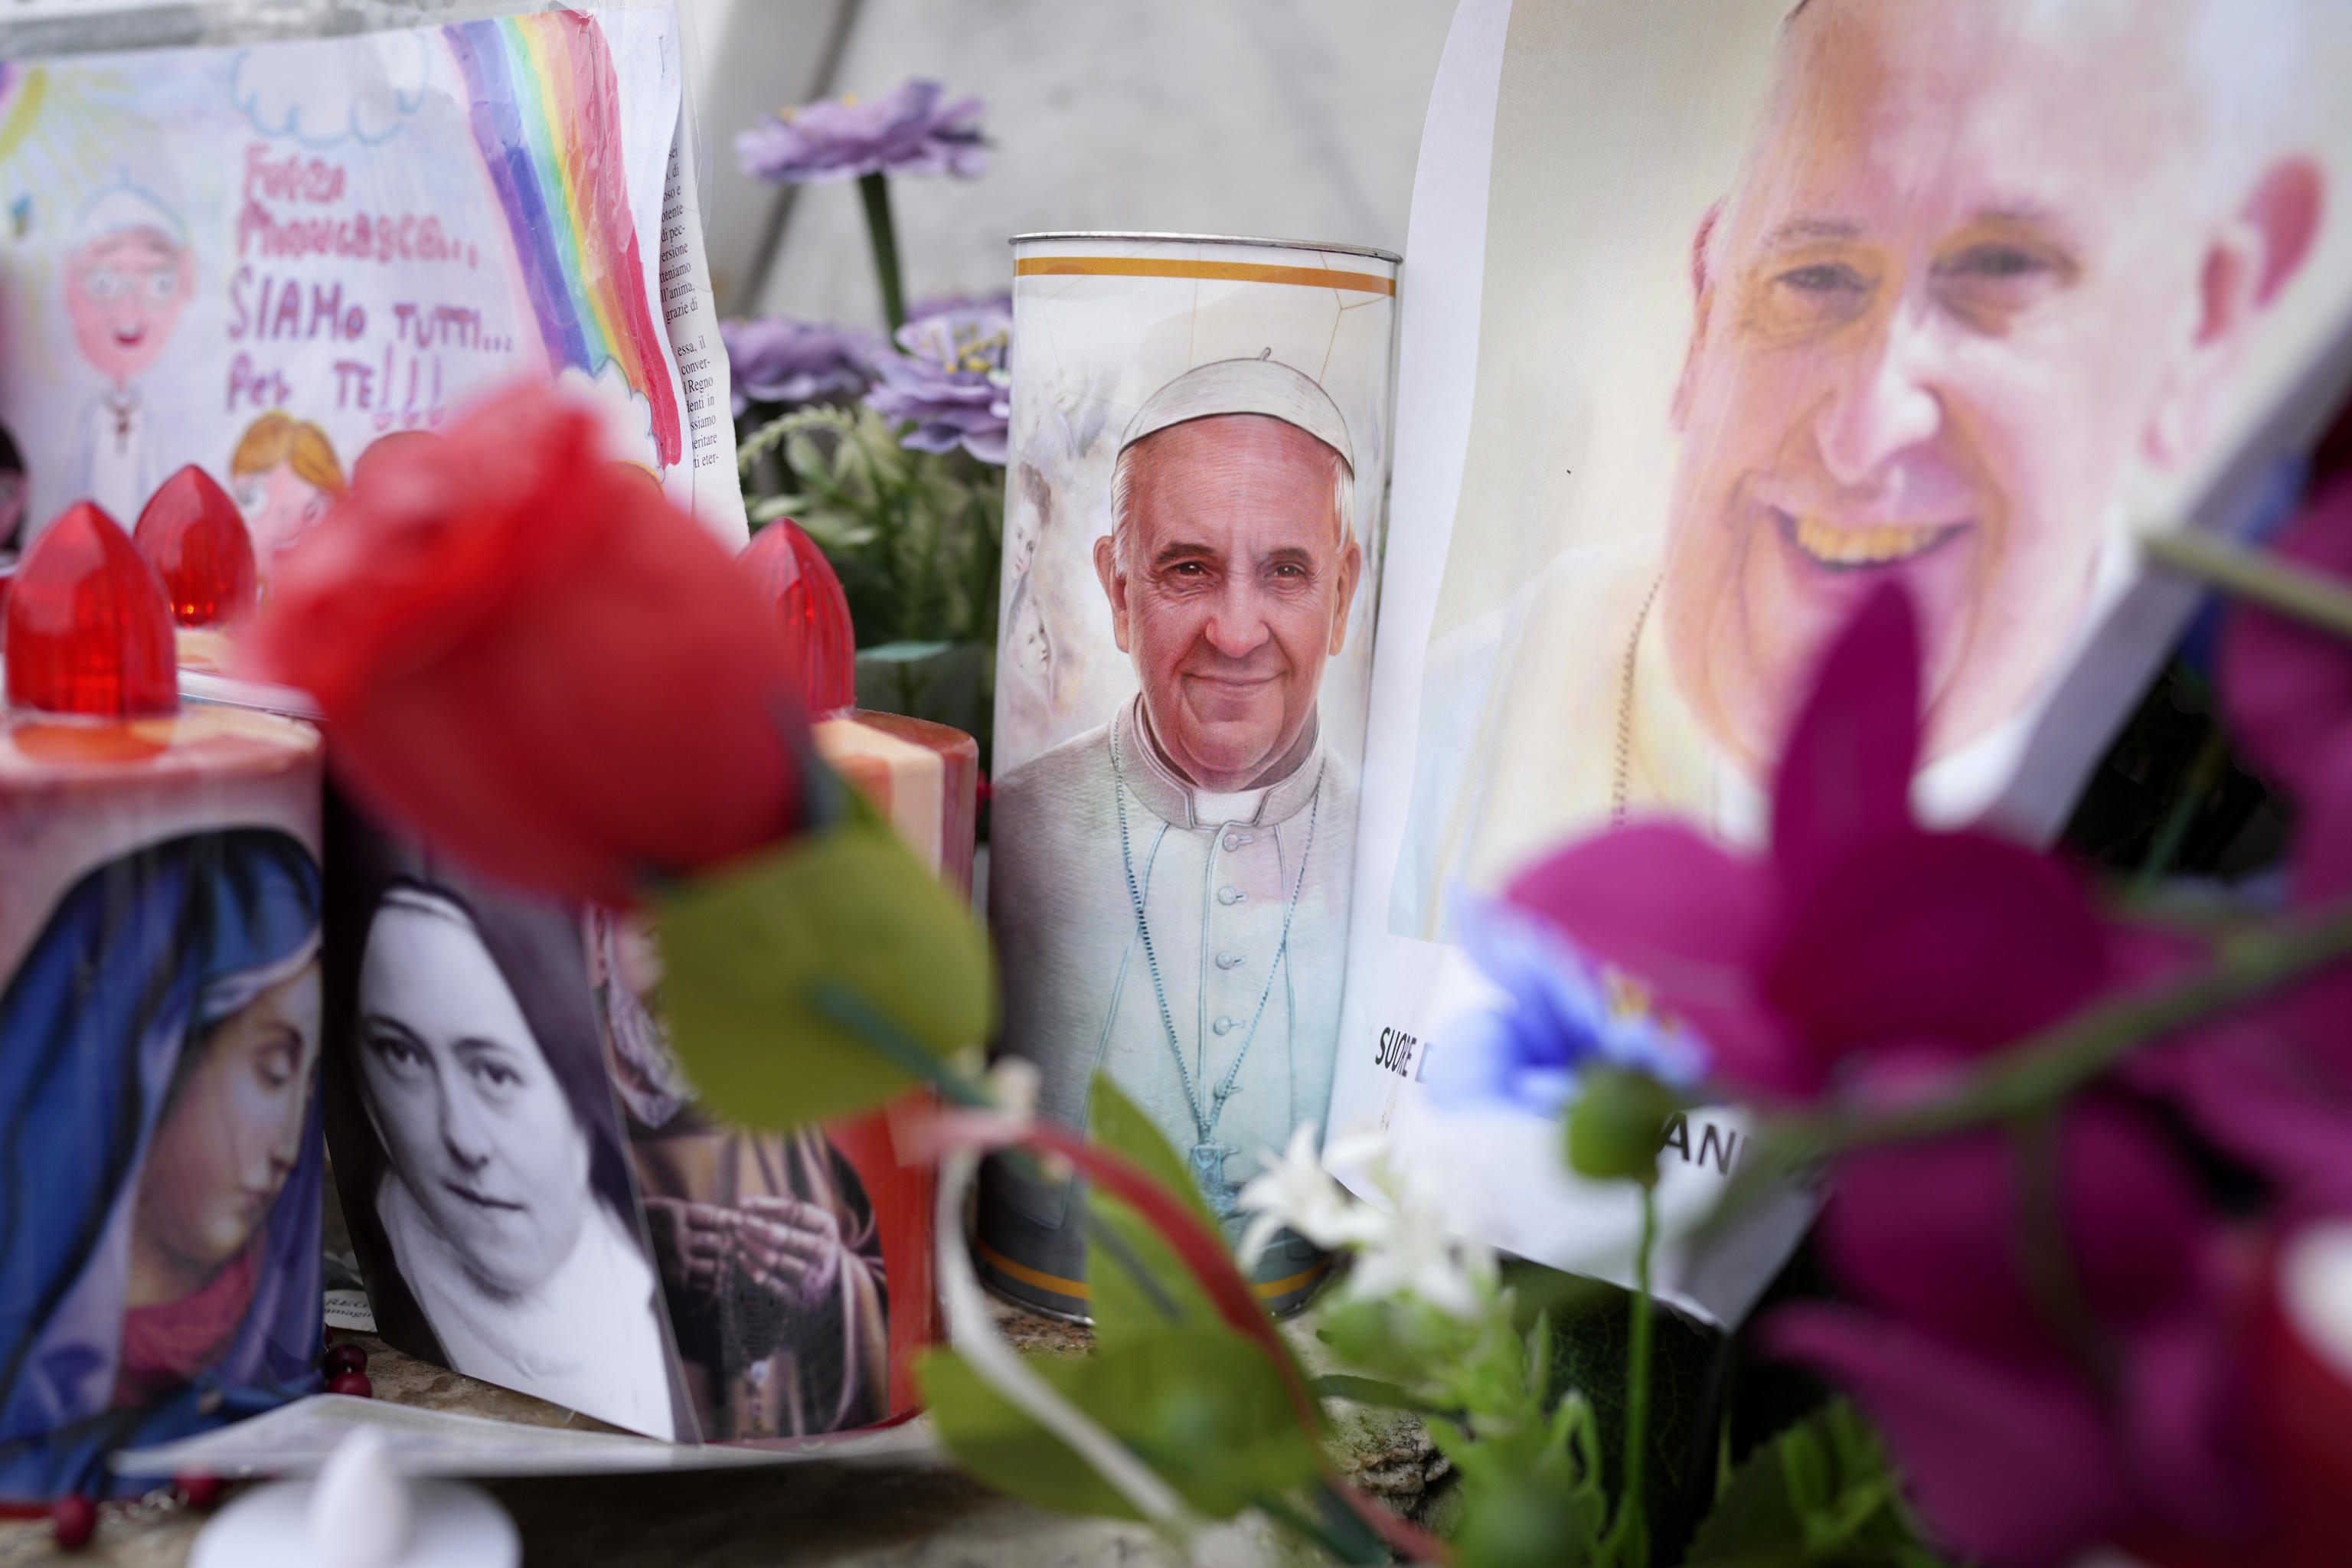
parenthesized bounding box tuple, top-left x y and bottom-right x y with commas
(324, 814, 683, 1440)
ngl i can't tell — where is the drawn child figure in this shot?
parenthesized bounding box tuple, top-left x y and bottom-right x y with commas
(67, 185, 194, 522)
(230, 413, 345, 577)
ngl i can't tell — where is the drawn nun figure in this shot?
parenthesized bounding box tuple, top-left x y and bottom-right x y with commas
(0, 829, 325, 1500)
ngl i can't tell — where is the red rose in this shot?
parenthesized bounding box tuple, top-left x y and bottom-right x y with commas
(244, 382, 805, 907)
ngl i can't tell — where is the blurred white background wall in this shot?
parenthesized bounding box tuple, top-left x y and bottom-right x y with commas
(693, 0, 1455, 325)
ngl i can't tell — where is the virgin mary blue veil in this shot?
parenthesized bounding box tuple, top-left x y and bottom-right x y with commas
(0, 828, 325, 1500)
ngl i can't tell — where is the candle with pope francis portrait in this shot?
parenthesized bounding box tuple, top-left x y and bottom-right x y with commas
(982, 232, 1400, 1319)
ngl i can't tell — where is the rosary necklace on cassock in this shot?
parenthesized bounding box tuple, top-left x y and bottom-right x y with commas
(1610, 573, 1664, 828)
(1110, 723, 1321, 1215)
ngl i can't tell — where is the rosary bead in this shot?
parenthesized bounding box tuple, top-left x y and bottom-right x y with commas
(50, 1494, 96, 1550)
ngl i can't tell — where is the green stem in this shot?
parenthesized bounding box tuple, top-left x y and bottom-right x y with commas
(808, 981, 1194, 1329)
(2142, 528, 2352, 642)
(2009, 1111, 2108, 1386)
(858, 172, 908, 337)
(2131, 722, 2230, 899)
(1771, 896, 2352, 1163)
(1608, 1186, 1659, 1568)
(737, 410, 796, 478)
(807, 980, 993, 1106)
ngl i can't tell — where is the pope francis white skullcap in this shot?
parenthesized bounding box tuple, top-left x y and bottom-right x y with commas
(1118, 354, 1354, 473)
(74, 181, 187, 250)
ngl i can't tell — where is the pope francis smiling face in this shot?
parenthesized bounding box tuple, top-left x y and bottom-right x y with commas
(1094, 412, 1363, 793)
(1661, 0, 2323, 778)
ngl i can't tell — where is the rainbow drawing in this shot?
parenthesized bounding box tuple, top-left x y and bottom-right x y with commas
(443, 13, 682, 466)
(0, 65, 48, 168)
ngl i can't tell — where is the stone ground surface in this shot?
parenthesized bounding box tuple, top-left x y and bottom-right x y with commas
(0, 1302, 1446, 1566)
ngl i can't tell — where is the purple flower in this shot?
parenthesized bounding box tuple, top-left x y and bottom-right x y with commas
(736, 80, 988, 185)
(720, 317, 883, 414)
(864, 303, 1011, 465)
(1419, 897, 1708, 1116)
(906, 289, 1013, 323)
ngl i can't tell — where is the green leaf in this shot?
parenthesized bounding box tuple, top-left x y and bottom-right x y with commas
(1307, 1373, 1460, 1418)
(654, 789, 995, 1129)
(1082, 1078, 1230, 1345)
(1538, 1271, 1712, 1554)
(1683, 1426, 1805, 1566)
(1103, 1331, 1325, 1516)
(1451, 1466, 1606, 1568)
(914, 1348, 1142, 1520)
(782, 433, 831, 485)
(1084, 1199, 1207, 1337)
(859, 639, 958, 665)
(1079, 1079, 1325, 1409)
(916, 1327, 1327, 1521)
(1779, 1424, 1832, 1517)
(1684, 1403, 1953, 1568)
(1086, 1076, 1221, 1230)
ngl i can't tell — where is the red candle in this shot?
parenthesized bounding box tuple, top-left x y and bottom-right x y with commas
(740, 519, 854, 717)
(133, 467, 259, 631)
(5, 502, 178, 717)
(0, 505, 324, 1504)
(737, 516, 978, 892)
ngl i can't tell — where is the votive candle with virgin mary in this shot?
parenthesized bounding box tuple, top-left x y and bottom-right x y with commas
(0, 503, 325, 1502)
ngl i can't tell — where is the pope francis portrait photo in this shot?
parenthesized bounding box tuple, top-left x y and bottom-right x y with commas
(984, 355, 1364, 1314)
(1393, 0, 2340, 941)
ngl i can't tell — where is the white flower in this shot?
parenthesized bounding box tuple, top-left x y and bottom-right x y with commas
(1234, 1124, 1386, 1269)
(1344, 1199, 1498, 1319)
(1330, 1130, 1500, 1321)
(1236, 1123, 1499, 1322)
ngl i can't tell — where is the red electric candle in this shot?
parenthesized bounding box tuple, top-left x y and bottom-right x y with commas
(739, 518, 856, 717)
(4, 502, 178, 718)
(733, 514, 978, 893)
(134, 466, 258, 629)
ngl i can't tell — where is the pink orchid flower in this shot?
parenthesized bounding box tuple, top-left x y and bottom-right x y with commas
(2135, 474, 2352, 1206)
(1503, 583, 2153, 1102)
(1506, 585, 2245, 1566)
(1771, 1102, 2247, 1568)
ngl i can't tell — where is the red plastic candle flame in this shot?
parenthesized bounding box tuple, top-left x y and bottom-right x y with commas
(134, 466, 258, 627)
(738, 518, 856, 716)
(5, 502, 180, 717)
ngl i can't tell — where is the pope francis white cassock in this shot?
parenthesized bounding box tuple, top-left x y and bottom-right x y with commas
(982, 357, 1364, 1318)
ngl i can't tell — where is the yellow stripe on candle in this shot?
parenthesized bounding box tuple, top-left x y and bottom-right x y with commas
(975, 1237, 1335, 1303)
(1016, 256, 1395, 296)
